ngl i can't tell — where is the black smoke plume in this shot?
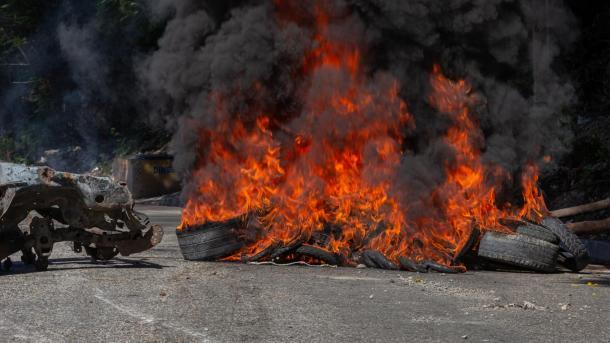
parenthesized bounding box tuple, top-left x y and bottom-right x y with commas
(140, 0, 576, 208)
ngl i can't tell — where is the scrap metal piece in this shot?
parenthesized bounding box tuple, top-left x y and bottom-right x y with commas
(30, 217, 54, 259)
(0, 162, 164, 269)
(116, 223, 164, 256)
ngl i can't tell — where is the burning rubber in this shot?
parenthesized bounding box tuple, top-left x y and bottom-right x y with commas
(176, 211, 590, 273)
(169, 3, 606, 275)
(176, 212, 588, 273)
(0, 162, 163, 271)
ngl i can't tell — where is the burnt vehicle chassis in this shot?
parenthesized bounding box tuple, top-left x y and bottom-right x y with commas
(0, 163, 163, 271)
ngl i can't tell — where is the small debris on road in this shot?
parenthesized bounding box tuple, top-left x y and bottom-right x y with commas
(483, 301, 547, 311)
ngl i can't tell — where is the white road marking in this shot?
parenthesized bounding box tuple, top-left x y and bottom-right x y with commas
(94, 288, 212, 342)
(94, 291, 155, 324)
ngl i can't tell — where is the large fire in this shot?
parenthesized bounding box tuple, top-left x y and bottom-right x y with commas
(179, 3, 548, 267)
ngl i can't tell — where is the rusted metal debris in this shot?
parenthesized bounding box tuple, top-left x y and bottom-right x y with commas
(0, 162, 163, 271)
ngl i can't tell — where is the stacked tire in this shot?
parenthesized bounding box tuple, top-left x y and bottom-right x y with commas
(177, 220, 245, 261)
(478, 218, 589, 272)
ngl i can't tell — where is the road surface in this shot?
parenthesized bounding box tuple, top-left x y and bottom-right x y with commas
(0, 205, 608, 342)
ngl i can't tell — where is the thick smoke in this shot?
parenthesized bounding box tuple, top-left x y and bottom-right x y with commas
(140, 1, 311, 180)
(0, 1, 159, 172)
(140, 0, 576, 208)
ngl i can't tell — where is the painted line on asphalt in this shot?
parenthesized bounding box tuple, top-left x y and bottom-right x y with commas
(94, 288, 213, 342)
(94, 291, 155, 324)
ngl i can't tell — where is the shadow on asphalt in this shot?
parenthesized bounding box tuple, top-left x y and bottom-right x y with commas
(0, 257, 168, 275)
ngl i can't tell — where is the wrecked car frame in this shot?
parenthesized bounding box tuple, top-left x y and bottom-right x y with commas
(0, 162, 163, 271)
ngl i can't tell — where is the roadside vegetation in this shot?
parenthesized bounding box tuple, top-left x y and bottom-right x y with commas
(0, 0, 168, 167)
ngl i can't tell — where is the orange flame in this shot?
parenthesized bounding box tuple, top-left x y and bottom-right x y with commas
(180, 4, 549, 268)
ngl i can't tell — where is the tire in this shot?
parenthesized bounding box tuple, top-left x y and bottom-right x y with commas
(360, 250, 398, 270)
(398, 256, 428, 273)
(177, 221, 244, 261)
(421, 260, 464, 273)
(516, 223, 559, 244)
(477, 231, 559, 272)
(453, 226, 480, 263)
(293, 245, 339, 265)
(541, 217, 589, 272)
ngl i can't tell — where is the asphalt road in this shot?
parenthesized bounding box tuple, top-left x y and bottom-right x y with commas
(0, 205, 608, 343)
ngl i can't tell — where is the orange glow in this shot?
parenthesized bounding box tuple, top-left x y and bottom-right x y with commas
(518, 164, 549, 221)
(179, 4, 549, 268)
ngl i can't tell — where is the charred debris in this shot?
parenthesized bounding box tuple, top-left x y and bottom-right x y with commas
(0, 162, 163, 272)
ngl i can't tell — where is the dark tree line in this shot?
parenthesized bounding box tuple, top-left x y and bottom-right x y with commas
(0, 0, 168, 169)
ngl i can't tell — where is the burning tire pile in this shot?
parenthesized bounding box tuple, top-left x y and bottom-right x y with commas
(177, 214, 589, 273)
(477, 218, 589, 273)
(168, 3, 599, 275)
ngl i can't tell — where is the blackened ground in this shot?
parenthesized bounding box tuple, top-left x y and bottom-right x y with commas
(0, 205, 608, 343)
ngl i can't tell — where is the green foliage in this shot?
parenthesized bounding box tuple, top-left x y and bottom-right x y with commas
(110, 125, 172, 158)
(25, 78, 54, 114)
(110, 127, 133, 157)
(0, 130, 39, 164)
(0, 135, 16, 161)
(0, 0, 47, 55)
(0, 29, 25, 58)
(97, 0, 140, 23)
(0, 0, 46, 30)
(0, 0, 171, 167)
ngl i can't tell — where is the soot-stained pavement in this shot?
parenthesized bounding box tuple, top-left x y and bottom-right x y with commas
(0, 205, 608, 343)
